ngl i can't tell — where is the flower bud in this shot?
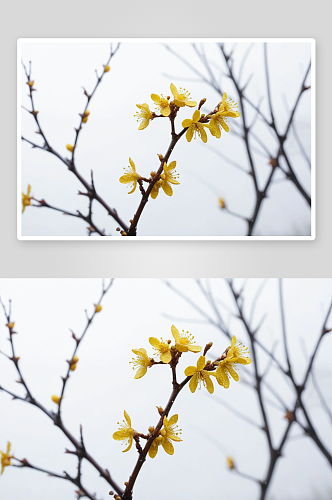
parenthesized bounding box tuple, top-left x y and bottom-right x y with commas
(66, 144, 75, 153)
(28, 81, 34, 87)
(70, 364, 77, 371)
(104, 65, 110, 73)
(82, 117, 88, 123)
(6, 322, 15, 330)
(51, 395, 61, 405)
(95, 304, 102, 313)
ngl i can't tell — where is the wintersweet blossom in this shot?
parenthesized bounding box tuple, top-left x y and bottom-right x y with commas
(218, 93, 240, 118)
(130, 348, 152, 379)
(119, 158, 140, 194)
(113, 411, 137, 452)
(159, 162, 180, 197)
(70, 356, 79, 371)
(151, 94, 171, 117)
(184, 355, 214, 394)
(1, 442, 13, 475)
(170, 84, 196, 108)
(95, 304, 102, 313)
(182, 110, 207, 143)
(214, 337, 251, 389)
(149, 337, 171, 363)
(22, 185, 33, 213)
(159, 414, 182, 455)
(219, 197, 226, 209)
(66, 144, 75, 153)
(134, 103, 153, 130)
(227, 456, 235, 469)
(104, 65, 110, 73)
(51, 395, 62, 405)
(171, 325, 201, 353)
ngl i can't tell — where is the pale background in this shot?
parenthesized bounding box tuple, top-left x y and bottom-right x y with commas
(20, 40, 312, 237)
(0, 278, 331, 499)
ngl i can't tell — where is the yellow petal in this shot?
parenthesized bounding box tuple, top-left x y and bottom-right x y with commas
(192, 110, 201, 123)
(149, 441, 159, 458)
(151, 94, 161, 104)
(129, 157, 136, 171)
(168, 161, 176, 171)
(171, 325, 180, 342)
(162, 182, 173, 197)
(182, 119, 192, 128)
(184, 365, 197, 377)
(185, 100, 197, 107)
(168, 414, 178, 426)
(197, 355, 206, 371)
(122, 436, 133, 453)
(124, 410, 131, 427)
(149, 337, 160, 348)
(186, 126, 194, 142)
(170, 83, 178, 99)
(162, 438, 174, 455)
(176, 343, 188, 353)
(221, 121, 229, 133)
(113, 430, 128, 440)
(134, 366, 148, 379)
(228, 366, 239, 382)
(138, 119, 149, 130)
(222, 92, 227, 103)
(127, 179, 137, 195)
(160, 351, 172, 363)
(200, 127, 208, 143)
(188, 345, 202, 353)
(189, 373, 198, 393)
(161, 106, 171, 117)
(204, 373, 214, 394)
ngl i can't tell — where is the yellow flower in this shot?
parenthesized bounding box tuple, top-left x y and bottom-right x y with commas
(130, 348, 152, 379)
(170, 83, 196, 108)
(135, 103, 153, 130)
(113, 411, 136, 452)
(227, 335, 251, 364)
(149, 337, 171, 363)
(104, 65, 110, 73)
(182, 110, 207, 143)
(159, 414, 182, 455)
(1, 442, 14, 475)
(6, 322, 15, 330)
(22, 185, 33, 213)
(95, 304, 102, 313)
(66, 144, 75, 153)
(227, 456, 235, 469)
(184, 355, 214, 394)
(27, 81, 34, 87)
(219, 197, 226, 209)
(151, 94, 171, 117)
(159, 162, 180, 197)
(148, 435, 163, 459)
(171, 325, 201, 353)
(51, 395, 62, 405)
(218, 92, 240, 118)
(119, 158, 140, 195)
(214, 338, 251, 389)
(206, 112, 230, 137)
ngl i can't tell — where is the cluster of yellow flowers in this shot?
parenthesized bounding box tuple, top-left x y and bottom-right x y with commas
(113, 326, 251, 457)
(120, 84, 240, 197)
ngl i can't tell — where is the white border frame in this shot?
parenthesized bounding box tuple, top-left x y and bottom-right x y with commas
(17, 38, 316, 241)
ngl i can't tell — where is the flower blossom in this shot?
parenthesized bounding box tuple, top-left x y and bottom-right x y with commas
(113, 411, 137, 452)
(214, 336, 251, 389)
(151, 93, 171, 117)
(182, 110, 207, 143)
(22, 185, 33, 213)
(184, 355, 214, 394)
(149, 337, 171, 363)
(159, 162, 180, 197)
(1, 442, 14, 475)
(170, 84, 196, 108)
(134, 103, 153, 130)
(171, 325, 201, 353)
(119, 157, 140, 194)
(159, 414, 182, 455)
(130, 348, 152, 379)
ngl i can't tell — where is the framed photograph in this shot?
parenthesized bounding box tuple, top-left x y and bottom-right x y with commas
(18, 39, 315, 239)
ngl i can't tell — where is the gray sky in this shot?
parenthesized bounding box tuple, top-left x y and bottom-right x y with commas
(20, 40, 312, 237)
(0, 278, 331, 499)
